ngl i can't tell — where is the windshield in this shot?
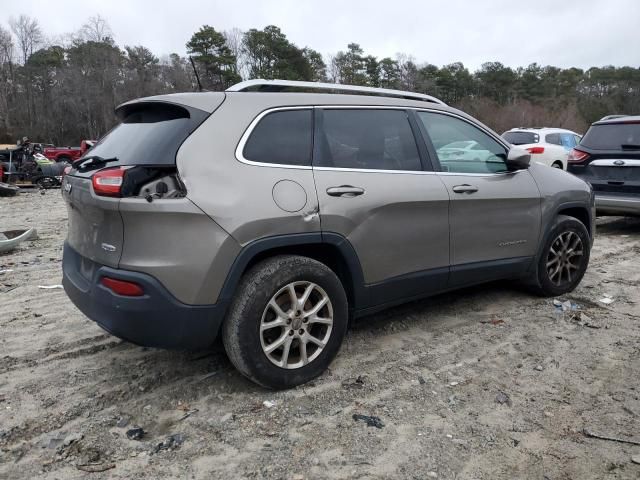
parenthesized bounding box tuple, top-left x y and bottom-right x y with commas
(581, 123, 640, 150)
(502, 131, 539, 145)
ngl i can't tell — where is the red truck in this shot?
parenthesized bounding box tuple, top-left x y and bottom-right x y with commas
(43, 140, 95, 162)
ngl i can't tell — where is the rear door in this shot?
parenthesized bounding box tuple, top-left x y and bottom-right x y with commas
(313, 108, 450, 304)
(417, 111, 541, 287)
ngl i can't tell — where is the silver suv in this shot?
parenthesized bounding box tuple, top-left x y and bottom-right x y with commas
(62, 80, 595, 389)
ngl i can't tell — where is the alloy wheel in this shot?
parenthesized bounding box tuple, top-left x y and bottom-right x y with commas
(546, 231, 584, 286)
(260, 281, 334, 369)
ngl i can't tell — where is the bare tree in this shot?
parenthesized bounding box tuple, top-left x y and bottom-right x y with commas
(0, 25, 13, 63)
(9, 15, 43, 64)
(223, 27, 247, 79)
(80, 15, 113, 42)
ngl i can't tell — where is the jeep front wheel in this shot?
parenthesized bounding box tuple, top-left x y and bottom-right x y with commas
(222, 255, 348, 389)
(535, 215, 590, 296)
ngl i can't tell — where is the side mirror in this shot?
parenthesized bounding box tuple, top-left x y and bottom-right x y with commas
(505, 147, 531, 171)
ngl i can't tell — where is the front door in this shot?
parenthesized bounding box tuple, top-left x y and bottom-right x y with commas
(415, 111, 541, 287)
(313, 108, 450, 307)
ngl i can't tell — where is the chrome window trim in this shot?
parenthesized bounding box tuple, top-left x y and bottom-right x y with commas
(234, 105, 516, 177)
(235, 106, 313, 170)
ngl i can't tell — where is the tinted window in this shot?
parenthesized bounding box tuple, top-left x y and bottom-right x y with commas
(243, 110, 312, 166)
(581, 123, 640, 150)
(419, 112, 507, 174)
(502, 131, 539, 145)
(546, 133, 561, 145)
(316, 109, 421, 171)
(86, 103, 208, 167)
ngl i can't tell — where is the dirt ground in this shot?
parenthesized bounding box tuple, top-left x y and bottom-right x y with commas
(0, 189, 639, 480)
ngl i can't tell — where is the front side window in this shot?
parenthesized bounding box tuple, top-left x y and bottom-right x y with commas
(315, 109, 422, 171)
(243, 109, 312, 166)
(418, 112, 508, 174)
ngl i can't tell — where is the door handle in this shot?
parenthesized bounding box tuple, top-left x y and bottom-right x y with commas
(326, 185, 365, 197)
(452, 184, 478, 194)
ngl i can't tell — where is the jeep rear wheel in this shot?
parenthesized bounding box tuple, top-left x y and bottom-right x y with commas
(222, 255, 348, 389)
(534, 215, 590, 296)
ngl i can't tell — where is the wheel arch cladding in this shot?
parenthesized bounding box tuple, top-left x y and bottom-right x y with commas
(217, 233, 366, 311)
(556, 205, 592, 237)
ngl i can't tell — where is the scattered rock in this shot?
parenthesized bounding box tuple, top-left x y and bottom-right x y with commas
(534, 365, 544, 371)
(63, 432, 83, 447)
(352, 414, 384, 429)
(495, 391, 512, 407)
(418, 376, 426, 385)
(153, 433, 185, 453)
(116, 416, 130, 428)
(126, 427, 145, 441)
(342, 375, 366, 389)
(631, 455, 640, 465)
(262, 400, 276, 409)
(427, 471, 438, 478)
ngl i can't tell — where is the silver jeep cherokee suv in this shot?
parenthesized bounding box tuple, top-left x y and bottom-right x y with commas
(62, 80, 595, 389)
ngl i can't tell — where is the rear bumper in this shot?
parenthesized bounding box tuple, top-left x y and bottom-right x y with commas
(595, 194, 640, 216)
(62, 242, 227, 349)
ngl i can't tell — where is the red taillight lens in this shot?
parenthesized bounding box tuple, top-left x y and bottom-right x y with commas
(100, 277, 144, 296)
(568, 148, 590, 164)
(92, 167, 125, 197)
(526, 146, 545, 154)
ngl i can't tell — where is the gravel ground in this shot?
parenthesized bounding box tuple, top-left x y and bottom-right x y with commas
(1, 189, 639, 480)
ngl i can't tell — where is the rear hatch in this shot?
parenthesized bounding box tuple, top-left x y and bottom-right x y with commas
(62, 100, 211, 268)
(568, 120, 640, 196)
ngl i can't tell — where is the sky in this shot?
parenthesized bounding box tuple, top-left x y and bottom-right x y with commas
(2, 0, 640, 71)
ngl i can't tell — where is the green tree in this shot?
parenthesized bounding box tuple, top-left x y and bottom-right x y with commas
(186, 25, 240, 90)
(332, 43, 368, 85)
(242, 25, 312, 80)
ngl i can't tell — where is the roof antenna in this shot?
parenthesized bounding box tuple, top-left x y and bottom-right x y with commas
(189, 56, 204, 92)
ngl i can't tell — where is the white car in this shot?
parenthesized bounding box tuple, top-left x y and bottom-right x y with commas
(502, 128, 582, 170)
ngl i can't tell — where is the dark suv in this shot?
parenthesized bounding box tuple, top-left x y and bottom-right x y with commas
(568, 115, 640, 216)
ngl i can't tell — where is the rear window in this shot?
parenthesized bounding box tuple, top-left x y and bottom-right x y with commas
(243, 109, 312, 166)
(86, 102, 208, 166)
(581, 123, 640, 150)
(502, 131, 539, 145)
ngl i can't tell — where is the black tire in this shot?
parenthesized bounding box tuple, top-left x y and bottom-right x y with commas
(222, 255, 348, 389)
(533, 215, 591, 296)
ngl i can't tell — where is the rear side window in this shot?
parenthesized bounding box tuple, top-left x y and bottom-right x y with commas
(581, 123, 640, 150)
(502, 131, 539, 145)
(87, 103, 208, 167)
(243, 110, 312, 166)
(545, 133, 561, 145)
(316, 109, 421, 171)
